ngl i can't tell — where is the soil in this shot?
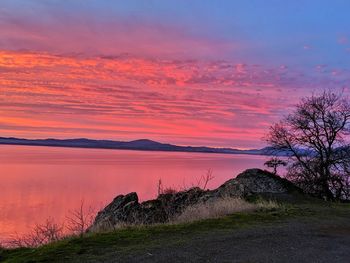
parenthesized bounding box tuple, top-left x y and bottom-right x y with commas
(107, 216, 350, 262)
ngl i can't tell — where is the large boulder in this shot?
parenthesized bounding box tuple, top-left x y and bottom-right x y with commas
(89, 169, 302, 232)
(157, 187, 207, 217)
(213, 168, 301, 199)
(88, 192, 141, 232)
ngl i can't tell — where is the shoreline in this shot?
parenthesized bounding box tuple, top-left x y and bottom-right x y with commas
(0, 142, 271, 156)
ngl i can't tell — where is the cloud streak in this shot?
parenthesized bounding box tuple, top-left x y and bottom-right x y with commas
(1, 1, 350, 147)
(0, 5, 235, 59)
(1, 51, 348, 148)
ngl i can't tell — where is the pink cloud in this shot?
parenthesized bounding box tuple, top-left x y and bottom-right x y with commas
(0, 11, 236, 59)
(0, 51, 348, 148)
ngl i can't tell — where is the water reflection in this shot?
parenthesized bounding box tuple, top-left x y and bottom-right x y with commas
(0, 145, 268, 241)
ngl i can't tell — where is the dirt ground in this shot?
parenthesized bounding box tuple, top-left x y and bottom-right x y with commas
(117, 217, 350, 263)
(3, 204, 350, 263)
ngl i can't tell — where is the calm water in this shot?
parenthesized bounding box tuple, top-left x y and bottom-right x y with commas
(0, 145, 268, 241)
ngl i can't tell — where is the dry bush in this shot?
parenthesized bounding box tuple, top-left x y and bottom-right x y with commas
(157, 179, 178, 196)
(180, 169, 215, 191)
(157, 179, 163, 196)
(7, 218, 64, 248)
(172, 197, 279, 224)
(162, 187, 178, 195)
(5, 200, 96, 248)
(66, 200, 96, 237)
(157, 169, 215, 197)
(196, 168, 215, 190)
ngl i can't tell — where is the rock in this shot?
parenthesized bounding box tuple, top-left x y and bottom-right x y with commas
(140, 199, 167, 224)
(238, 169, 300, 191)
(89, 169, 302, 232)
(88, 192, 141, 232)
(88, 187, 207, 232)
(214, 169, 292, 197)
(158, 187, 207, 217)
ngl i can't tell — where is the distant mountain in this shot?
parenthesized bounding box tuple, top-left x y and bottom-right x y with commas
(0, 137, 286, 156)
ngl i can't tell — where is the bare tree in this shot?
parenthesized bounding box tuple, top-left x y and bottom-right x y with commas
(264, 158, 287, 175)
(266, 91, 350, 200)
(66, 200, 96, 236)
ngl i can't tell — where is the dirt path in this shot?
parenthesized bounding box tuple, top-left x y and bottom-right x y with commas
(117, 218, 350, 263)
(3, 205, 350, 263)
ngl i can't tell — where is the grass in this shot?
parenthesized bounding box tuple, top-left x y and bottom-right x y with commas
(1, 200, 349, 262)
(171, 197, 279, 224)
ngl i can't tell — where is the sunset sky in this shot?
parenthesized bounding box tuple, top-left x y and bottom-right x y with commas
(1, 0, 350, 148)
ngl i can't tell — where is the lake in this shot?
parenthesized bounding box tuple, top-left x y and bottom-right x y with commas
(0, 145, 269, 242)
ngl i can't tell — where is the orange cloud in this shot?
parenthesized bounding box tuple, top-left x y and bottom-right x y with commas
(1, 50, 346, 148)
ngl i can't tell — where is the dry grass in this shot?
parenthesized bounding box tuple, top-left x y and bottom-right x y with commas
(89, 198, 280, 233)
(255, 199, 280, 210)
(88, 220, 136, 233)
(171, 197, 279, 224)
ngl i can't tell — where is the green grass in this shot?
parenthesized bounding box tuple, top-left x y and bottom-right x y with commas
(1, 201, 349, 263)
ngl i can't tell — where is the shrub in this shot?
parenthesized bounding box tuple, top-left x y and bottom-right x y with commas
(7, 218, 64, 248)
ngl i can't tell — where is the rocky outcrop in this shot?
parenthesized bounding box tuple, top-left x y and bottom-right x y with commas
(212, 169, 301, 199)
(88, 187, 208, 232)
(88, 169, 302, 232)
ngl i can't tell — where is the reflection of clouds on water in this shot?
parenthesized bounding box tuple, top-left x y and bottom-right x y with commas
(0, 145, 267, 241)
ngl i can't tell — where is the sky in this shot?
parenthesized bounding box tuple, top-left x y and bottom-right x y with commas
(1, 0, 350, 148)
